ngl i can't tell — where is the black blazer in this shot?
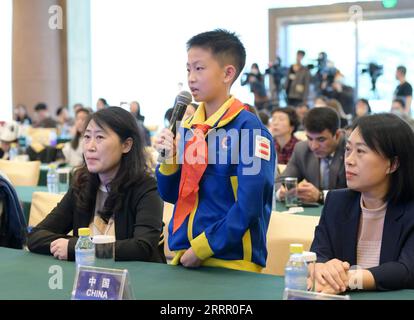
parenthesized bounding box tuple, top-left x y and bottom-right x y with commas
(28, 175, 166, 263)
(311, 189, 414, 290)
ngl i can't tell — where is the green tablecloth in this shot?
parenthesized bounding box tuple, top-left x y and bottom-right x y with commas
(1, 248, 413, 300)
(275, 201, 322, 217)
(15, 185, 49, 222)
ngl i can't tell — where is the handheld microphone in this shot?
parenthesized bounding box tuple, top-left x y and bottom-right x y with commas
(158, 91, 192, 162)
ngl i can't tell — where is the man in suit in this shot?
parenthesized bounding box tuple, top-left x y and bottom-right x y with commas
(276, 107, 346, 204)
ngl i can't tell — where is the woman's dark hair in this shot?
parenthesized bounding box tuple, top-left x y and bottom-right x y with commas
(271, 107, 300, 133)
(357, 98, 371, 114)
(352, 113, 414, 204)
(71, 108, 91, 150)
(72, 107, 149, 222)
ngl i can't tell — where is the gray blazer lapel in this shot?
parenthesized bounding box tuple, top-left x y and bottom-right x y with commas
(329, 137, 346, 189)
(306, 150, 321, 188)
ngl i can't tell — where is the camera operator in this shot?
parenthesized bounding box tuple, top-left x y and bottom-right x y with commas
(265, 56, 288, 102)
(285, 50, 311, 107)
(241, 63, 269, 110)
(394, 65, 412, 114)
(321, 72, 355, 116)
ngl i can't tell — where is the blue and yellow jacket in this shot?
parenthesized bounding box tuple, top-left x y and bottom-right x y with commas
(156, 97, 275, 272)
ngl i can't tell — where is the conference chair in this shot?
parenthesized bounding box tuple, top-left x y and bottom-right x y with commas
(28, 191, 64, 227)
(0, 160, 41, 186)
(263, 212, 320, 276)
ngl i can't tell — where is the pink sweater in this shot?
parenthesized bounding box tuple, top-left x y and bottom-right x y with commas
(356, 197, 387, 269)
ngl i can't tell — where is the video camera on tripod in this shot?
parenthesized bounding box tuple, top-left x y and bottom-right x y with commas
(361, 62, 383, 91)
(307, 52, 338, 93)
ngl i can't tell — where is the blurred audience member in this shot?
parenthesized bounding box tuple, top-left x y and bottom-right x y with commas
(130, 101, 151, 146)
(394, 65, 412, 114)
(56, 106, 74, 138)
(326, 99, 350, 128)
(295, 103, 310, 131)
(96, 98, 109, 111)
(314, 96, 328, 108)
(33, 103, 58, 128)
(130, 101, 145, 122)
(391, 98, 406, 115)
(241, 63, 268, 110)
(354, 98, 371, 119)
(270, 107, 300, 164)
(62, 108, 90, 167)
(258, 109, 271, 129)
(322, 72, 355, 115)
(14, 104, 32, 125)
(73, 103, 84, 115)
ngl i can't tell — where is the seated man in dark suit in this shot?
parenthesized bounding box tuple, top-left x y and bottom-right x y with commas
(276, 107, 346, 204)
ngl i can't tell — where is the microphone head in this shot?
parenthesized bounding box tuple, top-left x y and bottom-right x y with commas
(176, 91, 193, 106)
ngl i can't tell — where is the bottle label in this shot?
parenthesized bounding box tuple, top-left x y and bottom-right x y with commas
(76, 249, 95, 267)
(285, 267, 308, 291)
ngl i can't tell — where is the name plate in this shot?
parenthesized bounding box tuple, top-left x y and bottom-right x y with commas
(283, 288, 350, 300)
(72, 265, 134, 300)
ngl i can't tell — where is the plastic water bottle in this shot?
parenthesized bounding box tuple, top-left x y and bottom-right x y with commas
(47, 163, 59, 194)
(302, 251, 317, 291)
(284, 243, 308, 291)
(75, 228, 95, 268)
(8, 143, 18, 160)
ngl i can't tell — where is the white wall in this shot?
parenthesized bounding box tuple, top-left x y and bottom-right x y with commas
(90, 0, 377, 126)
(0, 0, 13, 122)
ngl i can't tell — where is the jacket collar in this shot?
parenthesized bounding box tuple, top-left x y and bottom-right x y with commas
(341, 192, 405, 265)
(182, 96, 245, 130)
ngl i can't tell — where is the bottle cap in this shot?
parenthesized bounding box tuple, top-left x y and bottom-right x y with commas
(78, 228, 91, 236)
(302, 251, 317, 262)
(289, 243, 303, 254)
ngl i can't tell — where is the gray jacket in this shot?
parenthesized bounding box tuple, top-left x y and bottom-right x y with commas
(277, 136, 347, 191)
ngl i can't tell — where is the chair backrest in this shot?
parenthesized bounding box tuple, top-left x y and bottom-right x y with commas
(162, 201, 175, 261)
(0, 160, 41, 186)
(262, 212, 320, 276)
(27, 127, 56, 146)
(28, 191, 64, 227)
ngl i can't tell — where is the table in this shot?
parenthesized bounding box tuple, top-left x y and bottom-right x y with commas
(0, 248, 413, 300)
(15, 185, 48, 222)
(275, 201, 322, 216)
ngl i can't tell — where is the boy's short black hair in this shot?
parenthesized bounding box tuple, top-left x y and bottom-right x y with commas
(187, 29, 246, 82)
(297, 50, 306, 57)
(304, 107, 339, 136)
